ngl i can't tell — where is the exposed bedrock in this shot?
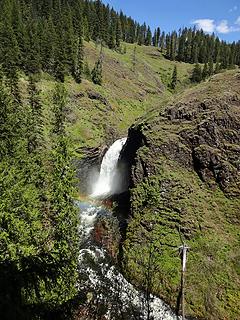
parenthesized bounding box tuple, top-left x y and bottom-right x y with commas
(121, 72, 240, 320)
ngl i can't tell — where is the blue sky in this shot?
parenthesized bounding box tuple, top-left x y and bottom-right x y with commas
(102, 0, 240, 42)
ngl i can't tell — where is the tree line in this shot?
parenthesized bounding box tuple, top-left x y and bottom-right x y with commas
(163, 27, 240, 69)
(1, 0, 239, 86)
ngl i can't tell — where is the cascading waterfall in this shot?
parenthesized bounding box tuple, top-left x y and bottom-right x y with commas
(78, 138, 178, 320)
(91, 138, 127, 198)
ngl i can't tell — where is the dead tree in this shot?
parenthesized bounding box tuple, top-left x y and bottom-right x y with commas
(179, 242, 190, 320)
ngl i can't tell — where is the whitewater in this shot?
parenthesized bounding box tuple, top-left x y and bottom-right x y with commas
(78, 138, 179, 320)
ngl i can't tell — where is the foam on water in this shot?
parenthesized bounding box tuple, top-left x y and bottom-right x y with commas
(77, 138, 178, 319)
(91, 138, 127, 198)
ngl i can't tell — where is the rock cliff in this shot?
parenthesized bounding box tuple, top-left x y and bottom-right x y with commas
(121, 71, 240, 320)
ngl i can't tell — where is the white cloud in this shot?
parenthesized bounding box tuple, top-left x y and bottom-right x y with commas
(192, 18, 240, 34)
(235, 16, 240, 25)
(193, 19, 215, 33)
(216, 20, 231, 33)
(229, 5, 238, 13)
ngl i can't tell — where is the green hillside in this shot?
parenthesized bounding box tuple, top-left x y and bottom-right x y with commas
(122, 70, 240, 320)
(36, 41, 194, 150)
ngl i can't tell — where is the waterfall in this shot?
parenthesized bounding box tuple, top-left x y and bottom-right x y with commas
(91, 138, 127, 198)
(77, 138, 178, 319)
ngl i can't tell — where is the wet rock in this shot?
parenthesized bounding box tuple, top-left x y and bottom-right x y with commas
(74, 146, 107, 194)
(93, 215, 121, 261)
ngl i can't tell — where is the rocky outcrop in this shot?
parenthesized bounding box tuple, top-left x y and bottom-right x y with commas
(122, 71, 240, 320)
(122, 94, 240, 196)
(87, 90, 113, 111)
(74, 146, 107, 194)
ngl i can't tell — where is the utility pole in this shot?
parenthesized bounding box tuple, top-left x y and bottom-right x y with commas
(179, 243, 190, 320)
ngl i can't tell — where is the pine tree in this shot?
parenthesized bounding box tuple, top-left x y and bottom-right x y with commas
(25, 21, 41, 74)
(202, 62, 209, 80)
(215, 60, 221, 74)
(153, 29, 157, 47)
(41, 16, 57, 74)
(108, 21, 116, 49)
(166, 34, 171, 58)
(49, 83, 79, 307)
(116, 17, 122, 48)
(208, 59, 214, 76)
(156, 27, 161, 47)
(84, 60, 91, 80)
(0, 1, 20, 76)
(145, 26, 152, 46)
(72, 36, 84, 83)
(170, 31, 177, 61)
(170, 65, 178, 89)
(191, 63, 202, 83)
(92, 56, 103, 85)
(131, 45, 137, 72)
(159, 31, 165, 51)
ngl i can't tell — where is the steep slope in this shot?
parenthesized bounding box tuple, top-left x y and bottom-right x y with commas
(37, 42, 193, 150)
(121, 70, 240, 319)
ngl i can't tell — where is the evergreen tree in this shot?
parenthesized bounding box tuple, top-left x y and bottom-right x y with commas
(145, 26, 152, 46)
(72, 36, 84, 83)
(84, 60, 91, 80)
(153, 29, 157, 47)
(215, 60, 221, 74)
(170, 65, 178, 89)
(91, 56, 103, 85)
(191, 63, 202, 83)
(116, 17, 122, 48)
(156, 27, 161, 47)
(170, 31, 177, 61)
(202, 62, 209, 80)
(49, 83, 79, 309)
(132, 45, 137, 72)
(25, 22, 41, 74)
(108, 21, 116, 49)
(166, 34, 171, 58)
(208, 58, 214, 76)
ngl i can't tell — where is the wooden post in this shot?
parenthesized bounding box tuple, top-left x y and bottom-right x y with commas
(179, 243, 190, 320)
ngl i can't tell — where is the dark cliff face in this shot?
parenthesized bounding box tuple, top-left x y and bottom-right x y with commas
(122, 71, 240, 320)
(123, 93, 240, 197)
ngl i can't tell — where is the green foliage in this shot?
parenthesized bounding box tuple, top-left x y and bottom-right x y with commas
(72, 36, 84, 84)
(191, 63, 202, 83)
(125, 161, 240, 319)
(0, 79, 79, 318)
(202, 62, 209, 80)
(91, 57, 103, 85)
(170, 65, 178, 89)
(0, 0, 239, 86)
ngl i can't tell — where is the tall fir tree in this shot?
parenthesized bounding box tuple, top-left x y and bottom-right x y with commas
(72, 36, 84, 83)
(92, 55, 103, 85)
(170, 65, 178, 89)
(49, 83, 79, 306)
(191, 63, 202, 83)
(202, 62, 209, 80)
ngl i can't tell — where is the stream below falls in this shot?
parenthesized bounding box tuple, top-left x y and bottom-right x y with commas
(76, 138, 179, 320)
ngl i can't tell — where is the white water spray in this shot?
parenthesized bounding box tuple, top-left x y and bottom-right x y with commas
(91, 138, 127, 198)
(78, 138, 178, 319)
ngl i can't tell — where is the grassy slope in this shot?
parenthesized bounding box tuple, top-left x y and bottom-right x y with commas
(123, 70, 240, 320)
(36, 42, 193, 152)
